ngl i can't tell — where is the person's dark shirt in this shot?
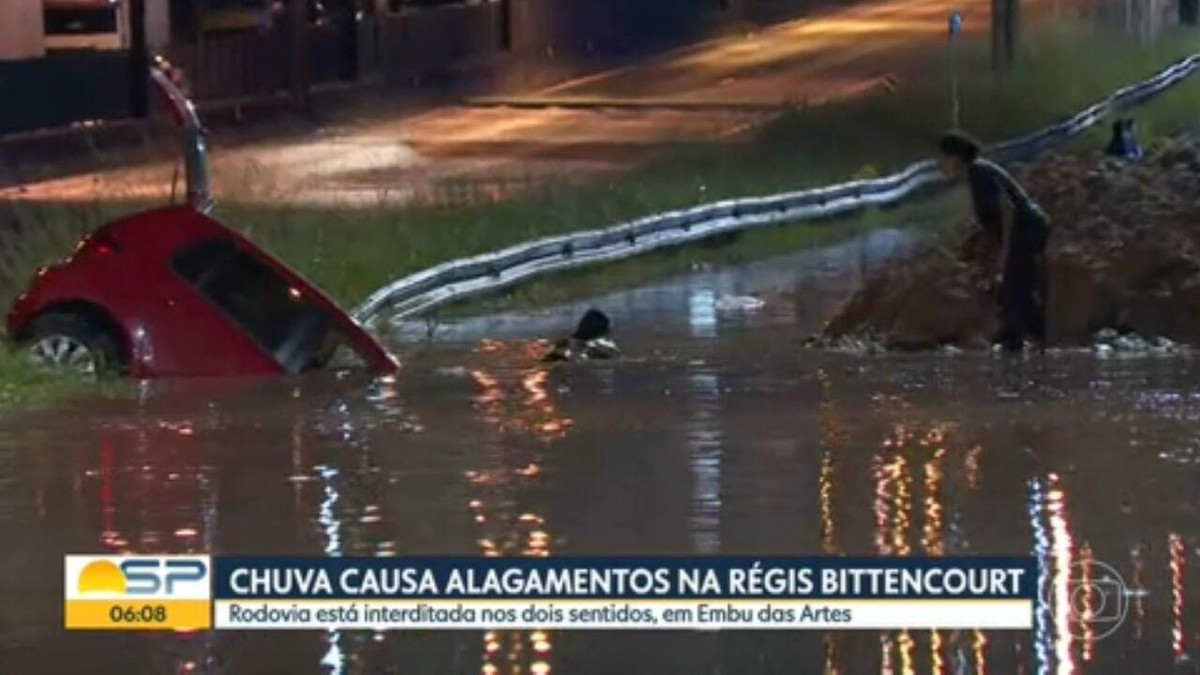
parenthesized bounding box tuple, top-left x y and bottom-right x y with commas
(966, 158, 1047, 245)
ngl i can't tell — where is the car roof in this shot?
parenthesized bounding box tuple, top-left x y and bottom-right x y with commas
(100, 205, 354, 319)
(101, 205, 229, 256)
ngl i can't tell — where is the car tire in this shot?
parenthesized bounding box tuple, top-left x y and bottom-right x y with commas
(21, 312, 124, 377)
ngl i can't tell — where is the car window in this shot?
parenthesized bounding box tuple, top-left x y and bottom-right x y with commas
(171, 237, 339, 373)
(310, 327, 369, 371)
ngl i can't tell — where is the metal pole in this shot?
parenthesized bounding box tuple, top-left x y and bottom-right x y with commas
(948, 11, 962, 128)
(290, 0, 311, 111)
(128, 0, 150, 118)
(150, 67, 213, 211)
(195, 0, 206, 99)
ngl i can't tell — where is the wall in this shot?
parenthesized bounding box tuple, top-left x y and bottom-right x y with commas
(0, 0, 46, 61)
(507, 0, 720, 59)
(373, 0, 704, 84)
(0, 0, 764, 136)
(0, 52, 131, 135)
(1107, 0, 1183, 42)
(378, 2, 504, 81)
(148, 0, 173, 51)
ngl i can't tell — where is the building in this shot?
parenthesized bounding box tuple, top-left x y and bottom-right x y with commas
(0, 0, 46, 61)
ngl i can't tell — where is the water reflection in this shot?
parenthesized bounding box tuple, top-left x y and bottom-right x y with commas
(687, 366, 723, 554)
(315, 459, 346, 675)
(881, 424, 916, 673)
(74, 404, 220, 673)
(687, 290, 719, 340)
(467, 339, 569, 675)
(1031, 472, 1078, 674)
(921, 428, 947, 675)
(1170, 533, 1185, 664)
(818, 369, 844, 673)
(3, 263, 1200, 674)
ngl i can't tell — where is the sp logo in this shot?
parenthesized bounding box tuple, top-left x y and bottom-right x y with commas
(64, 555, 213, 630)
(121, 559, 207, 595)
(71, 556, 211, 598)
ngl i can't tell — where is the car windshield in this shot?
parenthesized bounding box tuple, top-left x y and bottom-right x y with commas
(308, 325, 369, 371)
(171, 237, 364, 373)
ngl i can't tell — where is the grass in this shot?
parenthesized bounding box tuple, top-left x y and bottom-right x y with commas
(230, 18, 1200, 312)
(0, 202, 132, 411)
(0, 354, 125, 408)
(0, 17, 1195, 407)
(7, 21, 1198, 307)
(439, 190, 970, 316)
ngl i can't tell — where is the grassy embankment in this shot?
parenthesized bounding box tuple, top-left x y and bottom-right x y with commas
(239, 20, 1200, 313)
(0, 18, 1196, 406)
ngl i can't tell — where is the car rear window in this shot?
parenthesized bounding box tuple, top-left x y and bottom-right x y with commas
(170, 237, 337, 373)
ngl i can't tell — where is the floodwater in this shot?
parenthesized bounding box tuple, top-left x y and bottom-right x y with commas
(2, 228, 1199, 674)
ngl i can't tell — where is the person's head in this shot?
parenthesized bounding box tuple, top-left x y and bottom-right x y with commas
(572, 309, 611, 341)
(937, 130, 982, 178)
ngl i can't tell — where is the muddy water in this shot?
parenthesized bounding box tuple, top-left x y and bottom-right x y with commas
(2, 229, 1199, 674)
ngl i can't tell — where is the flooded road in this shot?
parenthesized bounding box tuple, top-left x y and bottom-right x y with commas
(2, 229, 1199, 674)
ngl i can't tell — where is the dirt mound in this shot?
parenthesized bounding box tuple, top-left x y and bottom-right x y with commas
(817, 135, 1200, 350)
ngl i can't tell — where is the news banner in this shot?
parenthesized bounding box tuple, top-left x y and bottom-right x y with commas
(65, 556, 1037, 631)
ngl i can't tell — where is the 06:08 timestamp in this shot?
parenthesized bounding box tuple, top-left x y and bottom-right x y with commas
(109, 605, 167, 623)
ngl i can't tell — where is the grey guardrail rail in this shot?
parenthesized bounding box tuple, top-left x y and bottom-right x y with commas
(353, 53, 1200, 324)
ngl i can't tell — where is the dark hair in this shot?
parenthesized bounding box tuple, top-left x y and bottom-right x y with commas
(938, 130, 982, 162)
(572, 309, 611, 341)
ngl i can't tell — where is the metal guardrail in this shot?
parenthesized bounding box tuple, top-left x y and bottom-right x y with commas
(353, 52, 1200, 324)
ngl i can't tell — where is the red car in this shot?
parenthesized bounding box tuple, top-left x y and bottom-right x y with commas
(5, 66, 398, 378)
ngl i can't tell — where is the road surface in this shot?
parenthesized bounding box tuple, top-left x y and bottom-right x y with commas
(2, 0, 999, 207)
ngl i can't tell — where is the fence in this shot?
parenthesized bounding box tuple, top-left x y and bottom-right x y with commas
(0, 51, 132, 136)
(352, 51, 1200, 323)
(1, 0, 749, 138)
(377, 3, 505, 82)
(169, 24, 352, 103)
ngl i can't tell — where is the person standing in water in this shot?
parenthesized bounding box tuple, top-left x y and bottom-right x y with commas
(937, 131, 1050, 352)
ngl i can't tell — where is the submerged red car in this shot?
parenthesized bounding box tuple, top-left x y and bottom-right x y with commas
(6, 66, 398, 378)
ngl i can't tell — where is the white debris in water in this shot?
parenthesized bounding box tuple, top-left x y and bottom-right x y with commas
(714, 294, 766, 312)
(1092, 329, 1185, 357)
(803, 334, 885, 355)
(1157, 447, 1200, 466)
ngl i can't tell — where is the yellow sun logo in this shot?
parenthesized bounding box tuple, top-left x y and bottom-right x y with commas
(77, 560, 127, 595)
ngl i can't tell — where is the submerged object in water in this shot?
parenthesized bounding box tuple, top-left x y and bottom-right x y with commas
(543, 336, 621, 362)
(543, 309, 621, 362)
(714, 294, 766, 312)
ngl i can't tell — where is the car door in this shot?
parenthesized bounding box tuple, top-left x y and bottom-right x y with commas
(131, 236, 284, 377)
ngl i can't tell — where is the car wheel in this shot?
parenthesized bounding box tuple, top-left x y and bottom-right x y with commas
(22, 312, 123, 377)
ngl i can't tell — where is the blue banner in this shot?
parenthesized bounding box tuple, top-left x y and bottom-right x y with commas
(212, 557, 1038, 601)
